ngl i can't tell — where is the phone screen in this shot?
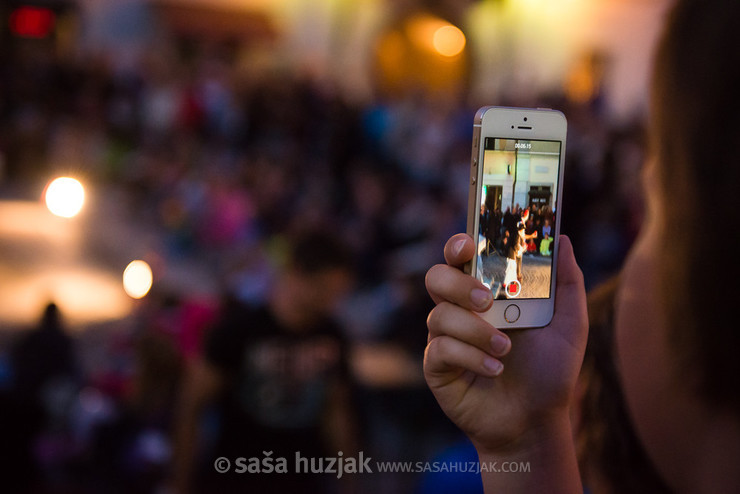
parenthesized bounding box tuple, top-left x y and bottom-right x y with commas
(476, 137, 562, 300)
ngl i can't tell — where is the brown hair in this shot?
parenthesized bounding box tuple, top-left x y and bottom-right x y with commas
(651, 0, 740, 412)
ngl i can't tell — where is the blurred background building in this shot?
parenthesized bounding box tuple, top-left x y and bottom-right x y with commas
(0, 0, 669, 492)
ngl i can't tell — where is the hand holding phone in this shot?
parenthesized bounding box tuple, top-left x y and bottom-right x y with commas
(423, 107, 586, 491)
(424, 232, 588, 469)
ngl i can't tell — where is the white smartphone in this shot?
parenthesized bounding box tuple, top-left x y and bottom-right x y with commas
(466, 106, 567, 328)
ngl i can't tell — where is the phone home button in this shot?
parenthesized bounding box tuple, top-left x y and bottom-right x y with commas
(504, 304, 520, 323)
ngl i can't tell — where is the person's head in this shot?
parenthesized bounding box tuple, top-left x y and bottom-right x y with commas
(271, 229, 354, 329)
(614, 0, 740, 490)
(521, 208, 530, 222)
(39, 302, 61, 332)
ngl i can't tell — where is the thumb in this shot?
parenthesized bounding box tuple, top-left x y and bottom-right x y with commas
(553, 235, 588, 342)
(556, 235, 584, 289)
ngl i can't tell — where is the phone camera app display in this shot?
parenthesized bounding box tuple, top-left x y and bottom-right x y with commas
(476, 138, 560, 300)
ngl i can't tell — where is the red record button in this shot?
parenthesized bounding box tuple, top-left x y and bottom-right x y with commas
(506, 280, 521, 298)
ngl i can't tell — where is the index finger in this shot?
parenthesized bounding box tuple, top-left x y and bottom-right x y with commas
(443, 233, 476, 269)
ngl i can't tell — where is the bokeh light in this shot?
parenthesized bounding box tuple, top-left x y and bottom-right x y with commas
(433, 24, 466, 57)
(45, 177, 85, 218)
(123, 260, 153, 299)
(10, 6, 56, 39)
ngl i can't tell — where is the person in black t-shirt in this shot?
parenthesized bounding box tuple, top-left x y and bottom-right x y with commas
(172, 231, 356, 494)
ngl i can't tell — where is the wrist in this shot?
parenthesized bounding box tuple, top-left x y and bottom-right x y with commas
(474, 411, 572, 459)
(472, 413, 581, 493)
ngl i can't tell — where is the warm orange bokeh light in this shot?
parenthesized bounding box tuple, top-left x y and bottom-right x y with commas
(123, 260, 153, 299)
(45, 177, 85, 218)
(433, 24, 466, 57)
(375, 14, 468, 96)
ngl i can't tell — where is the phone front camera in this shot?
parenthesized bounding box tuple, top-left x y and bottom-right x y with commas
(523, 117, 528, 122)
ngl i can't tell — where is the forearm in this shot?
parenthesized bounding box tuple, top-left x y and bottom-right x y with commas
(475, 414, 582, 494)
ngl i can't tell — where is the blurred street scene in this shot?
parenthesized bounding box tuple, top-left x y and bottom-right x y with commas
(0, 0, 668, 492)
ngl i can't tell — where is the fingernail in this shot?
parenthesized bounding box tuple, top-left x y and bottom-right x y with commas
(490, 334, 510, 356)
(483, 358, 503, 376)
(453, 238, 466, 257)
(470, 288, 492, 309)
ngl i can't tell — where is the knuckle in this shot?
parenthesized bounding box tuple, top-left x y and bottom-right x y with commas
(426, 306, 438, 331)
(426, 302, 448, 331)
(425, 334, 447, 358)
(424, 336, 440, 362)
(425, 263, 447, 286)
(433, 334, 454, 356)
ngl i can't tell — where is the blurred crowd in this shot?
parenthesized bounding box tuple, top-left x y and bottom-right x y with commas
(481, 203, 556, 257)
(1, 32, 646, 493)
